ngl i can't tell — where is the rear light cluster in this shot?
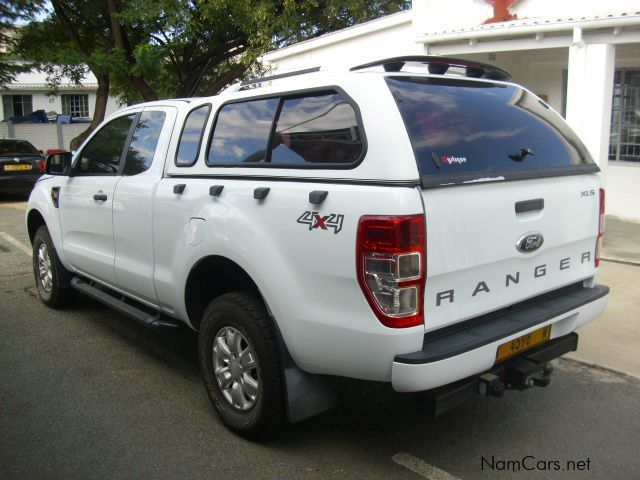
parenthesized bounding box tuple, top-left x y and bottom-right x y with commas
(39, 157, 46, 173)
(356, 215, 426, 328)
(595, 188, 605, 267)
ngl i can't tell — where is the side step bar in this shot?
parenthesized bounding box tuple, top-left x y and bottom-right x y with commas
(70, 276, 181, 330)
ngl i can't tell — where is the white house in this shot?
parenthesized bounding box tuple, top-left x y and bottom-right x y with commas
(1, 67, 121, 151)
(1, 68, 120, 121)
(262, 0, 640, 222)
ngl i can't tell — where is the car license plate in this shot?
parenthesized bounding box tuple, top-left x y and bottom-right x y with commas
(496, 325, 551, 362)
(3, 164, 31, 171)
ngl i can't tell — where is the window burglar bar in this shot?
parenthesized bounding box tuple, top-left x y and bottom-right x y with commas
(609, 69, 640, 162)
(61, 94, 89, 118)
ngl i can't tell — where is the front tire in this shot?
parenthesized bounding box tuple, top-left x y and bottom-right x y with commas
(198, 292, 285, 440)
(32, 225, 74, 308)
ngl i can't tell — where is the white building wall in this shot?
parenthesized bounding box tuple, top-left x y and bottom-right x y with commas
(412, 0, 492, 34)
(0, 121, 89, 152)
(263, 12, 418, 73)
(607, 164, 640, 222)
(273, 22, 419, 72)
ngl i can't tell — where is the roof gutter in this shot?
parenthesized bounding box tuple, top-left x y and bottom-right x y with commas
(414, 14, 640, 44)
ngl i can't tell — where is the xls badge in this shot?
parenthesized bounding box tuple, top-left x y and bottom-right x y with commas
(297, 211, 344, 234)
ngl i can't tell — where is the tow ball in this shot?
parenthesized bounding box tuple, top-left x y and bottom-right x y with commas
(505, 357, 554, 390)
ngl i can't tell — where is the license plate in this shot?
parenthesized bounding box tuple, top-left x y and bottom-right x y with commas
(3, 164, 31, 171)
(495, 325, 551, 362)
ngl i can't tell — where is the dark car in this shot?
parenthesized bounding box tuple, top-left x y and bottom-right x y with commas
(0, 139, 45, 195)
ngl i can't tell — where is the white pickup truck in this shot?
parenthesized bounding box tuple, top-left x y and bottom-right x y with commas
(26, 56, 609, 439)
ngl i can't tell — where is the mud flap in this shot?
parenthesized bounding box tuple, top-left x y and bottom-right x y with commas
(274, 325, 339, 423)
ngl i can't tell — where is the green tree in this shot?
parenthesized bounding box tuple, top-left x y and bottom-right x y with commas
(0, 0, 45, 85)
(15, 1, 116, 148)
(13, 0, 409, 147)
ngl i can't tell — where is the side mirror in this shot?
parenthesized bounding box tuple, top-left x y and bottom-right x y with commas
(45, 152, 73, 176)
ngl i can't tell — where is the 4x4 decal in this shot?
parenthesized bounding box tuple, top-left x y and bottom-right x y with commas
(297, 211, 344, 234)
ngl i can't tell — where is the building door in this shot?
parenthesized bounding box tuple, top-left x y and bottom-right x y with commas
(609, 69, 640, 162)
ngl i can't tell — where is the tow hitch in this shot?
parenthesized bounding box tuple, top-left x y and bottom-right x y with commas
(424, 333, 578, 417)
(505, 357, 554, 390)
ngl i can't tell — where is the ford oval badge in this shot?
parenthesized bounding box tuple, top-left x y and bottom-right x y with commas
(516, 232, 544, 253)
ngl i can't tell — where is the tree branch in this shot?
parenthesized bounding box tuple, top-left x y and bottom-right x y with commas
(201, 63, 249, 96)
(189, 37, 246, 71)
(50, 1, 91, 59)
(106, 0, 158, 101)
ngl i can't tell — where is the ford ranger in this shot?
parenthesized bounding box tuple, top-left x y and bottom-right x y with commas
(26, 56, 609, 439)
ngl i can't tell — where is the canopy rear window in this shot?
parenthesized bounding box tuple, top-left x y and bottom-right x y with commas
(386, 77, 597, 186)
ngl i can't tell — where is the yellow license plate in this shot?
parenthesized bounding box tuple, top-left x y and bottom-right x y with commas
(496, 325, 551, 362)
(3, 164, 31, 171)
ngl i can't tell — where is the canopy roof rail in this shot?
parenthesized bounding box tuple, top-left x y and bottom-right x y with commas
(350, 55, 512, 81)
(220, 81, 243, 95)
(240, 66, 322, 89)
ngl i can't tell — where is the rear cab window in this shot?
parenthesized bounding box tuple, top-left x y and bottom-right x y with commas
(206, 90, 364, 168)
(176, 104, 211, 167)
(385, 76, 597, 187)
(208, 99, 279, 165)
(123, 110, 166, 176)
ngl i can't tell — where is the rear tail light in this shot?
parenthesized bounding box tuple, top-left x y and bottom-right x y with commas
(356, 215, 425, 328)
(595, 188, 605, 267)
(39, 157, 46, 173)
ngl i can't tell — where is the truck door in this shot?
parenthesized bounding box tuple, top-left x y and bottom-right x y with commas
(59, 113, 138, 285)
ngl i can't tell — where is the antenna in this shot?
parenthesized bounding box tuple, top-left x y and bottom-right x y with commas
(189, 57, 213, 97)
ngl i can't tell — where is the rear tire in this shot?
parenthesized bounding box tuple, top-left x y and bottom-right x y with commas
(198, 292, 285, 440)
(32, 225, 74, 308)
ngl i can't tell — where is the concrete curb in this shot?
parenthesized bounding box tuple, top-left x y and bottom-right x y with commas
(601, 256, 640, 267)
(561, 356, 640, 382)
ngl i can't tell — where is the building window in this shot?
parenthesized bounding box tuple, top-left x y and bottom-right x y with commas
(609, 69, 640, 162)
(61, 94, 89, 118)
(2, 94, 33, 119)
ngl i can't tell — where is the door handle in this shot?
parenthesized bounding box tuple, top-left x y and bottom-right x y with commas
(515, 198, 544, 213)
(93, 193, 108, 202)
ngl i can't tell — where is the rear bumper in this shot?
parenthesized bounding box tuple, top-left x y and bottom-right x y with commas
(391, 284, 609, 392)
(422, 333, 579, 417)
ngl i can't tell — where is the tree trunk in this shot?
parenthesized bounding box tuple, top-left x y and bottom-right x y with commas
(70, 74, 110, 151)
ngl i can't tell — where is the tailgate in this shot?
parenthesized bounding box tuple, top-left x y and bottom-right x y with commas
(384, 75, 603, 332)
(421, 175, 600, 331)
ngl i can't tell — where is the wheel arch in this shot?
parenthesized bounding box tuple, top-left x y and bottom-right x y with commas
(27, 208, 47, 245)
(184, 255, 270, 331)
